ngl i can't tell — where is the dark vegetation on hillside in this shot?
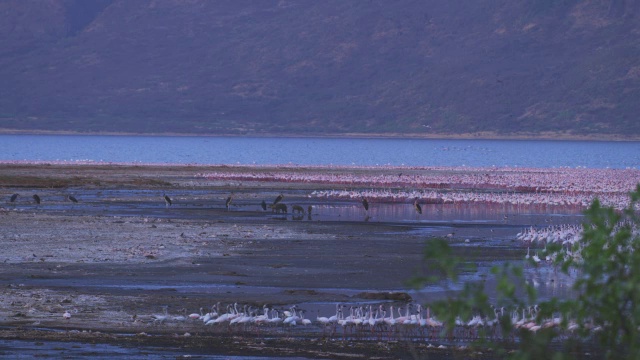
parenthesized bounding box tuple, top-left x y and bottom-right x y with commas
(0, 0, 639, 137)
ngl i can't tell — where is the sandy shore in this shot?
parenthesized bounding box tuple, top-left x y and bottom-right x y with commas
(3, 128, 640, 141)
(0, 163, 598, 358)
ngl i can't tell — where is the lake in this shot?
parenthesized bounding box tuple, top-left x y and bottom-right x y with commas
(1, 134, 639, 168)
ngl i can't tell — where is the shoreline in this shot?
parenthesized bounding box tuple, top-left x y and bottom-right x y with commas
(1, 128, 639, 142)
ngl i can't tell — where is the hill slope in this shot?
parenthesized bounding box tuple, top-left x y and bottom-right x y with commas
(1, 0, 639, 138)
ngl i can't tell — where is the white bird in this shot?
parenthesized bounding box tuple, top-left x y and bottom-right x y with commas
(328, 304, 341, 323)
(383, 306, 396, 327)
(532, 251, 541, 264)
(316, 311, 331, 326)
(189, 311, 201, 320)
(152, 307, 169, 324)
(299, 310, 312, 326)
(268, 309, 283, 325)
(63, 310, 72, 332)
(283, 306, 300, 326)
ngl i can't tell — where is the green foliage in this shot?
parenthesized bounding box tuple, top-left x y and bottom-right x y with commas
(566, 185, 640, 359)
(412, 184, 640, 359)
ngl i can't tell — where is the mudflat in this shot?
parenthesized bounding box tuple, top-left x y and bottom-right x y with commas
(0, 163, 589, 358)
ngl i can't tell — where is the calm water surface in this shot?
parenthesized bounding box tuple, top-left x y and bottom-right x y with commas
(2, 134, 639, 168)
(0, 338, 310, 359)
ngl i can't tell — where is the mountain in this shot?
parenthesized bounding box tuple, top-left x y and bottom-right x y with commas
(1, 0, 639, 138)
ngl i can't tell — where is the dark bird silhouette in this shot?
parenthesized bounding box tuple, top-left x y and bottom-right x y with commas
(32, 194, 41, 204)
(10, 194, 18, 202)
(261, 200, 267, 211)
(273, 194, 284, 205)
(225, 194, 233, 210)
(413, 197, 422, 214)
(361, 197, 369, 211)
(67, 195, 78, 203)
(163, 194, 172, 207)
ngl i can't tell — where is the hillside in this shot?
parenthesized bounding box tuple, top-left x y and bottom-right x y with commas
(1, 0, 639, 138)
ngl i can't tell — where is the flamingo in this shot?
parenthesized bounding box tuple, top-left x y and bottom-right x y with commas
(152, 306, 169, 324)
(316, 310, 331, 329)
(208, 304, 236, 325)
(532, 251, 541, 264)
(299, 310, 312, 326)
(188, 308, 202, 320)
(267, 309, 283, 326)
(172, 308, 187, 322)
(383, 306, 396, 327)
(328, 304, 341, 323)
(395, 305, 412, 325)
(283, 306, 300, 325)
(63, 310, 72, 332)
(253, 306, 271, 325)
(367, 306, 377, 328)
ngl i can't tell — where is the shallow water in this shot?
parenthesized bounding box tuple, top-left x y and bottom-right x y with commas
(7, 188, 582, 307)
(4, 188, 585, 225)
(0, 338, 312, 359)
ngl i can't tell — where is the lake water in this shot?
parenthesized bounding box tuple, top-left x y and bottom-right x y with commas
(1, 134, 639, 168)
(0, 338, 311, 359)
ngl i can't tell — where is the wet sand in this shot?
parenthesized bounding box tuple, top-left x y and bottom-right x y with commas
(0, 164, 587, 358)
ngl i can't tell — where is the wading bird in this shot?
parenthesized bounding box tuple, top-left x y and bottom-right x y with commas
(163, 194, 172, 207)
(63, 310, 71, 332)
(225, 194, 233, 210)
(261, 200, 267, 211)
(9, 194, 18, 202)
(273, 194, 284, 205)
(361, 197, 369, 212)
(32, 194, 41, 204)
(413, 197, 422, 214)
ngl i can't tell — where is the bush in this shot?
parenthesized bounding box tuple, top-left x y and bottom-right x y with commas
(413, 184, 640, 359)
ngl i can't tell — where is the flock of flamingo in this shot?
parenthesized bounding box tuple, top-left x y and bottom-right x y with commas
(201, 165, 640, 210)
(517, 221, 639, 266)
(143, 301, 601, 343)
(7, 161, 637, 345)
